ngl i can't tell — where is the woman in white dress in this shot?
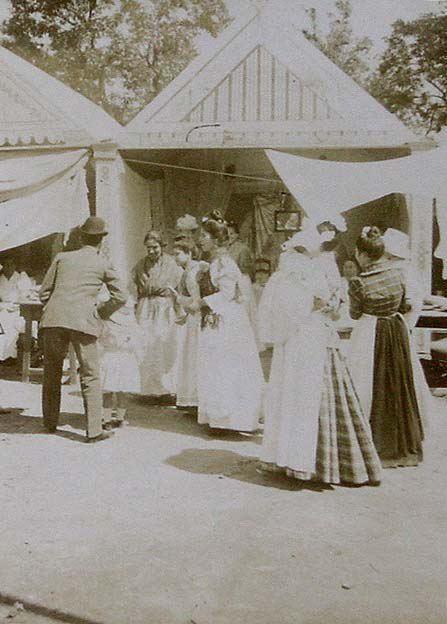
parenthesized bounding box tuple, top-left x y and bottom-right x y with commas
(258, 228, 381, 485)
(196, 214, 264, 432)
(227, 220, 260, 349)
(132, 231, 183, 398)
(168, 239, 201, 408)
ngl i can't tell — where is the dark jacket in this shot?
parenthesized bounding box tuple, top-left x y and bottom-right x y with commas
(39, 246, 127, 337)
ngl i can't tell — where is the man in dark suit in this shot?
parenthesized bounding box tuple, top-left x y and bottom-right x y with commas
(39, 216, 127, 443)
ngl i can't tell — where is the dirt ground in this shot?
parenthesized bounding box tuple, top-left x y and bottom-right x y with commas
(0, 373, 445, 624)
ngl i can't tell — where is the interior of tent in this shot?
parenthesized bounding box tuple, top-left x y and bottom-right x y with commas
(0, 148, 92, 364)
(122, 147, 444, 295)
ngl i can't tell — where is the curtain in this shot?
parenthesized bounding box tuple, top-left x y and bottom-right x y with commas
(266, 147, 447, 274)
(0, 149, 89, 251)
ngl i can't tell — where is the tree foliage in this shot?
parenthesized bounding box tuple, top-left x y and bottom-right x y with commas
(368, 10, 447, 133)
(1, 0, 230, 123)
(303, 0, 373, 87)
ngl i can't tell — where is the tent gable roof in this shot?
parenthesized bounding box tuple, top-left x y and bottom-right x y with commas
(0, 46, 122, 147)
(183, 43, 341, 124)
(126, 3, 419, 149)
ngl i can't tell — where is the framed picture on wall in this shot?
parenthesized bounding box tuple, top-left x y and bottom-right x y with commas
(274, 210, 302, 232)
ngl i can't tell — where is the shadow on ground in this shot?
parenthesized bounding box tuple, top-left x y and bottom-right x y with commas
(0, 410, 85, 442)
(124, 400, 262, 444)
(165, 448, 333, 492)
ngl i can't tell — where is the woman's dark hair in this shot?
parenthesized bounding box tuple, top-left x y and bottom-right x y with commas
(144, 229, 166, 247)
(205, 209, 225, 224)
(172, 237, 199, 260)
(81, 232, 104, 248)
(320, 237, 339, 252)
(226, 220, 239, 234)
(201, 211, 229, 246)
(356, 226, 385, 261)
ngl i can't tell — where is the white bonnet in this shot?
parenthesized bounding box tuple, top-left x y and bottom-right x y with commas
(383, 228, 410, 260)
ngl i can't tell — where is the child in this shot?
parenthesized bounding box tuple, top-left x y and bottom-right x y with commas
(98, 297, 143, 429)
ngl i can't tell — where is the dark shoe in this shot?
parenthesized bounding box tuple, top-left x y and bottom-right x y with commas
(43, 424, 57, 433)
(112, 419, 128, 428)
(85, 431, 114, 443)
(102, 422, 113, 431)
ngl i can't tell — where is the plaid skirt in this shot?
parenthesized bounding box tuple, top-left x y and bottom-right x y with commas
(261, 347, 382, 485)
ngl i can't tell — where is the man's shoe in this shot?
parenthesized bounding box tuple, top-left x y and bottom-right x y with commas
(43, 425, 57, 433)
(85, 431, 114, 443)
(102, 422, 113, 431)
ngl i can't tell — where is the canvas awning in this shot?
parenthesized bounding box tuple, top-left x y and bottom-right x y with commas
(266, 147, 447, 271)
(0, 149, 89, 251)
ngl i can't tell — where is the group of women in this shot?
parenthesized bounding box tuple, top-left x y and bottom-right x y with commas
(128, 212, 428, 488)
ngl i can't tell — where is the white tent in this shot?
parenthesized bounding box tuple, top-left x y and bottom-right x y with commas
(0, 149, 89, 250)
(266, 147, 447, 273)
(0, 46, 123, 250)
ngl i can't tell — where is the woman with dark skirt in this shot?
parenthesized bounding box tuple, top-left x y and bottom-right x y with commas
(347, 227, 424, 468)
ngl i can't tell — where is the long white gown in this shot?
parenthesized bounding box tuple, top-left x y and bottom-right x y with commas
(197, 253, 264, 431)
(258, 250, 381, 484)
(258, 252, 330, 473)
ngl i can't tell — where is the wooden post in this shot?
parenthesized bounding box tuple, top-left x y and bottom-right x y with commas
(407, 193, 433, 358)
(92, 143, 126, 276)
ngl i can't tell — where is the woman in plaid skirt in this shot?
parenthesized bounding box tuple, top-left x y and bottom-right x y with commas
(258, 226, 381, 486)
(348, 227, 424, 468)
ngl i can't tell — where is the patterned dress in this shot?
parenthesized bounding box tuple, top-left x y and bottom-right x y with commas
(132, 253, 183, 396)
(348, 260, 424, 468)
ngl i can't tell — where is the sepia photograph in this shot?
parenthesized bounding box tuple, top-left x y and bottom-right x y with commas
(0, 0, 445, 622)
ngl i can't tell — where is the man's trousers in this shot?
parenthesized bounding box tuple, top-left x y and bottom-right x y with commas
(42, 328, 102, 438)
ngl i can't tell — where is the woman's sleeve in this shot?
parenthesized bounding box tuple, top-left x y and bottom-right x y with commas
(210, 257, 239, 301)
(348, 277, 364, 320)
(130, 261, 142, 299)
(398, 266, 423, 326)
(168, 258, 183, 289)
(184, 270, 201, 312)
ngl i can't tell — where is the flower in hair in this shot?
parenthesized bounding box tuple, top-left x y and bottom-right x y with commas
(319, 230, 336, 243)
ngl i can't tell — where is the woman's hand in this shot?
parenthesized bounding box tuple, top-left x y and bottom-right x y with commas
(163, 286, 178, 299)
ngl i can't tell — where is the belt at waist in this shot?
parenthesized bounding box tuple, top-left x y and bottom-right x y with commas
(364, 312, 402, 320)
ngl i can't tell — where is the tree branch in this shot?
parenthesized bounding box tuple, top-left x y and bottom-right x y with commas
(425, 77, 447, 99)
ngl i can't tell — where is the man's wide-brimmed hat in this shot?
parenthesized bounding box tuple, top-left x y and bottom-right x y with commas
(80, 216, 108, 237)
